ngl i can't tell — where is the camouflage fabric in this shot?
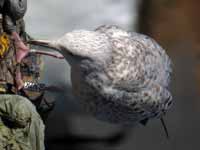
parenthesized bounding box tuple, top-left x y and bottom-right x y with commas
(0, 95, 45, 150)
(0, 16, 21, 86)
(0, 11, 46, 150)
(0, 16, 43, 95)
(0, 32, 16, 86)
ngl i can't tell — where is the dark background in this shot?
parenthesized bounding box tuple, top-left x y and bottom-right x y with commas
(25, 0, 200, 149)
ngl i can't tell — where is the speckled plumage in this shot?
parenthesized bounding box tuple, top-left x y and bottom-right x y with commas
(29, 25, 172, 125)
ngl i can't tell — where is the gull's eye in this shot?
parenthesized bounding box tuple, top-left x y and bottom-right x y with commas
(68, 51, 74, 56)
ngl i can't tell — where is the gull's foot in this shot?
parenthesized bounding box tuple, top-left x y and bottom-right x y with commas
(11, 32, 29, 63)
(15, 68, 24, 90)
(16, 42, 29, 63)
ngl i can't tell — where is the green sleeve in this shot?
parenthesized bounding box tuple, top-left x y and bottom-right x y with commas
(0, 95, 45, 150)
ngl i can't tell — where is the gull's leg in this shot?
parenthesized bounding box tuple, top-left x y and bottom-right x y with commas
(11, 31, 27, 90)
(160, 117, 169, 139)
(11, 32, 29, 63)
(15, 65, 24, 90)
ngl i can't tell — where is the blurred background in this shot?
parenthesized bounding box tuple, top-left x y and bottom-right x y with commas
(24, 0, 200, 150)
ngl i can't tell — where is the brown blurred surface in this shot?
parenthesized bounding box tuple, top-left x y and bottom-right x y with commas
(139, 0, 200, 50)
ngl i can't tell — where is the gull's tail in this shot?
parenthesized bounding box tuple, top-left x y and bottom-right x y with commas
(160, 117, 169, 139)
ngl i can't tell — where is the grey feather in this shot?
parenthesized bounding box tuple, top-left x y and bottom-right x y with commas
(29, 25, 173, 125)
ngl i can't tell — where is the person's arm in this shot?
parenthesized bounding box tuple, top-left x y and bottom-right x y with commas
(2, 14, 16, 34)
(0, 95, 32, 127)
(4, 0, 27, 21)
(2, 0, 27, 33)
(0, 94, 45, 150)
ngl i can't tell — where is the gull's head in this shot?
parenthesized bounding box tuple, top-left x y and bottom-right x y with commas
(57, 30, 110, 59)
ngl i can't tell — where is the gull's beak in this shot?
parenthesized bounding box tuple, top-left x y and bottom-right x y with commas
(28, 40, 60, 51)
(28, 40, 64, 59)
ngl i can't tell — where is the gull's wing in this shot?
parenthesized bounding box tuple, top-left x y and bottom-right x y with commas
(96, 25, 172, 118)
